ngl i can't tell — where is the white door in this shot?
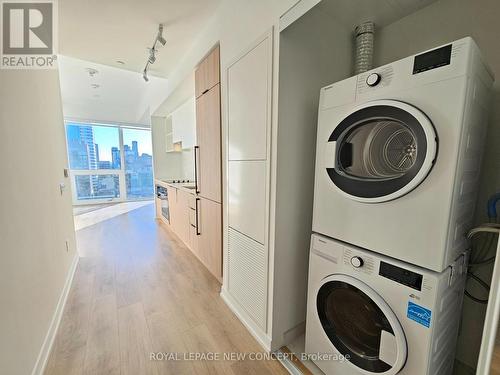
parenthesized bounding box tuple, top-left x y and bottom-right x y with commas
(315, 274, 407, 374)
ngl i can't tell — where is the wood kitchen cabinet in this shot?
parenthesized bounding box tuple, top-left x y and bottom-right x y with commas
(195, 45, 220, 98)
(176, 190, 190, 246)
(196, 197, 222, 281)
(165, 186, 190, 246)
(165, 185, 177, 228)
(195, 84, 221, 203)
(191, 44, 223, 282)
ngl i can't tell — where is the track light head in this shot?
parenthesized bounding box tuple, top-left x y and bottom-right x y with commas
(143, 69, 149, 82)
(157, 35, 166, 46)
(156, 24, 166, 46)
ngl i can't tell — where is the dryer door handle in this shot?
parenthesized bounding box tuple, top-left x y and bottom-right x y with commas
(325, 141, 337, 169)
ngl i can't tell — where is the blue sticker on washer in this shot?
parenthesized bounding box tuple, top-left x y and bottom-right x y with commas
(407, 301, 432, 328)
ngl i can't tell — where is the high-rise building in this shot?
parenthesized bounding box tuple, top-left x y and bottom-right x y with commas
(66, 124, 98, 170)
(132, 141, 139, 158)
(95, 144, 100, 163)
(111, 147, 121, 169)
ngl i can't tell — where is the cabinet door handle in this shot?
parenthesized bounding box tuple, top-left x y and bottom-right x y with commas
(202, 88, 209, 95)
(195, 198, 201, 236)
(194, 146, 200, 194)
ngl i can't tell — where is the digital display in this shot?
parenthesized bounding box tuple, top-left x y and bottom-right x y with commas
(413, 44, 452, 74)
(379, 261, 423, 291)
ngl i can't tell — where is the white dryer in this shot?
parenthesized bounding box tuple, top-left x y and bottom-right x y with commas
(305, 234, 467, 375)
(312, 37, 493, 272)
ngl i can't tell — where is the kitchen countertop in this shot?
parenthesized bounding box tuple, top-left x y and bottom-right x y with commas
(155, 179, 197, 195)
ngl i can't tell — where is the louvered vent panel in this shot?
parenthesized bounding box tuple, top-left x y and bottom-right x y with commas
(227, 227, 267, 330)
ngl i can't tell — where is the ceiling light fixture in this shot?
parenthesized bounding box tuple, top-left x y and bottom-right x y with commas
(157, 24, 166, 46)
(116, 60, 125, 65)
(85, 67, 99, 77)
(143, 24, 166, 82)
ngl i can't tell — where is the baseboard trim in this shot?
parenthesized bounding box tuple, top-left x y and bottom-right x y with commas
(31, 254, 79, 375)
(220, 288, 272, 351)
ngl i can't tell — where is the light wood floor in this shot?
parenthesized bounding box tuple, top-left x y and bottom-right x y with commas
(45, 203, 287, 375)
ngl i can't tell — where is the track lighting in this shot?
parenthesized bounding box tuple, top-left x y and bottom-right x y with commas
(157, 24, 166, 46)
(148, 49, 156, 64)
(143, 24, 166, 82)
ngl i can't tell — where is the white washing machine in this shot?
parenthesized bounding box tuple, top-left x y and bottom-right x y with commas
(305, 234, 467, 375)
(312, 37, 493, 272)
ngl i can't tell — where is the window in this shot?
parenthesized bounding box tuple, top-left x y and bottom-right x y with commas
(75, 174, 120, 200)
(65, 122, 153, 204)
(123, 128, 154, 199)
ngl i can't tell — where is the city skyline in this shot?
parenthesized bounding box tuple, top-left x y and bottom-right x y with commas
(66, 123, 154, 200)
(66, 122, 153, 164)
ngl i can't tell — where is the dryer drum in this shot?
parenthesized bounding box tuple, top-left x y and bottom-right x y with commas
(341, 120, 418, 179)
(326, 102, 436, 202)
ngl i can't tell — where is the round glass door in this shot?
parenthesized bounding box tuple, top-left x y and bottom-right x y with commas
(316, 275, 407, 374)
(326, 100, 437, 203)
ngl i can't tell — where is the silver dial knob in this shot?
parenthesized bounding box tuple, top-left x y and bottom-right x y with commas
(366, 73, 381, 87)
(351, 256, 364, 268)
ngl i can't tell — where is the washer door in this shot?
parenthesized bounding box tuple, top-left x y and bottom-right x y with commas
(325, 100, 437, 203)
(316, 274, 407, 374)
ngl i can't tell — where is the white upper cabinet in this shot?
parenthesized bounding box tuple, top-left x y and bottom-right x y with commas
(227, 37, 271, 161)
(171, 97, 196, 149)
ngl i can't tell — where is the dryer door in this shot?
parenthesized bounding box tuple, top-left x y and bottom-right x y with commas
(325, 99, 437, 203)
(316, 274, 407, 374)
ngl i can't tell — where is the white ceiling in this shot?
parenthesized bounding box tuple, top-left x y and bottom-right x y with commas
(58, 0, 221, 78)
(58, 55, 168, 126)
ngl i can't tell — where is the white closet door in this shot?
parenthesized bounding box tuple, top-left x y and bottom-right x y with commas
(228, 160, 266, 244)
(227, 37, 270, 161)
(225, 31, 273, 332)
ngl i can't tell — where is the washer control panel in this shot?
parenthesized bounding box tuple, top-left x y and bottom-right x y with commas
(343, 249, 374, 274)
(379, 261, 423, 291)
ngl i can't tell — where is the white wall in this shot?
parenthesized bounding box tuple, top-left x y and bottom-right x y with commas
(271, 5, 353, 347)
(0, 69, 78, 375)
(374, 0, 500, 369)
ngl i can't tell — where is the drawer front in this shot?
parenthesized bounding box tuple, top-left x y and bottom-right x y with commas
(189, 206, 197, 226)
(188, 194, 197, 209)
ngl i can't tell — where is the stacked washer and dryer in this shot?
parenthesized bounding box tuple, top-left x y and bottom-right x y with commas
(305, 37, 494, 375)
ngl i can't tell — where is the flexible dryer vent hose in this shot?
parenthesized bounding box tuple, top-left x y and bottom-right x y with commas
(354, 21, 375, 75)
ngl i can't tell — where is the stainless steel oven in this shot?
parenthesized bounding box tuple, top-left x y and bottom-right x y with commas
(156, 185, 169, 223)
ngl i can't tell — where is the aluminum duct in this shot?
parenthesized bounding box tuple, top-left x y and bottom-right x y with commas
(354, 22, 375, 75)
